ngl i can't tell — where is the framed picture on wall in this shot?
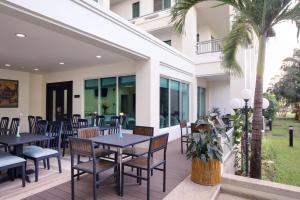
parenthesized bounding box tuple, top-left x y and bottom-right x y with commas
(0, 79, 18, 108)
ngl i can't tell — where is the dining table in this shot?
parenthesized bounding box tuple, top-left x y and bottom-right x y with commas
(0, 133, 52, 182)
(90, 133, 151, 196)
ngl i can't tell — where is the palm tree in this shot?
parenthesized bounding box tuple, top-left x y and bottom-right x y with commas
(171, 0, 300, 179)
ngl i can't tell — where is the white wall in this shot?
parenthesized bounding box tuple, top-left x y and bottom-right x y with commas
(0, 69, 30, 131)
(208, 80, 231, 115)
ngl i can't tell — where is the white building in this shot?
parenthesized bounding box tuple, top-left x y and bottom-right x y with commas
(0, 0, 257, 140)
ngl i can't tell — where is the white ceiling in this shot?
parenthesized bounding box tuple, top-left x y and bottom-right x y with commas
(0, 11, 134, 74)
(110, 0, 124, 6)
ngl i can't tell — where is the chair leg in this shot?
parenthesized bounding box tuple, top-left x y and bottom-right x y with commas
(136, 168, 139, 183)
(47, 158, 50, 170)
(181, 138, 183, 154)
(77, 155, 80, 180)
(139, 169, 142, 185)
(34, 160, 39, 182)
(22, 164, 25, 187)
(147, 170, 150, 200)
(43, 159, 46, 169)
(71, 168, 75, 200)
(57, 156, 62, 173)
(163, 163, 166, 192)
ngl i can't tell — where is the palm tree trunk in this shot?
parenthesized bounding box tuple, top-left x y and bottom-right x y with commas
(250, 35, 267, 179)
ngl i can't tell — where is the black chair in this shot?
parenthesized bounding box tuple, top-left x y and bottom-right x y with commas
(28, 116, 36, 133)
(23, 121, 63, 182)
(121, 133, 169, 200)
(35, 116, 43, 122)
(70, 138, 118, 200)
(180, 121, 192, 154)
(78, 119, 88, 128)
(9, 118, 20, 135)
(108, 116, 120, 135)
(24, 120, 48, 153)
(0, 151, 26, 187)
(0, 117, 9, 135)
(95, 115, 105, 127)
(72, 114, 81, 126)
(62, 119, 75, 157)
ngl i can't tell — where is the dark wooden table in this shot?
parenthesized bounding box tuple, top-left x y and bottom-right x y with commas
(0, 133, 52, 182)
(90, 133, 151, 195)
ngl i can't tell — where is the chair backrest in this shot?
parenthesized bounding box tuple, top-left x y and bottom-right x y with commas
(48, 121, 63, 152)
(133, 126, 154, 136)
(78, 119, 88, 128)
(0, 117, 9, 135)
(78, 127, 100, 139)
(191, 122, 210, 133)
(72, 114, 81, 124)
(96, 115, 105, 126)
(149, 133, 169, 155)
(110, 116, 120, 127)
(69, 137, 94, 158)
(35, 116, 43, 122)
(34, 120, 48, 135)
(9, 118, 20, 135)
(28, 116, 36, 133)
(179, 120, 188, 136)
(62, 118, 74, 138)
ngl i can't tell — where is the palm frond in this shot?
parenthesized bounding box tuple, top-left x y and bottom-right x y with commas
(170, 0, 202, 33)
(272, 1, 300, 38)
(221, 15, 253, 77)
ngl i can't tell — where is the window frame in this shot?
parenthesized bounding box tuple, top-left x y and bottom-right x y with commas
(84, 74, 136, 129)
(159, 76, 190, 128)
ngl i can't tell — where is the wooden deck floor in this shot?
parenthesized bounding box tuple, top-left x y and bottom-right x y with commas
(23, 139, 191, 200)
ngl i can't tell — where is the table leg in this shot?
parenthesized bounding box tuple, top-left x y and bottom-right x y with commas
(117, 148, 123, 196)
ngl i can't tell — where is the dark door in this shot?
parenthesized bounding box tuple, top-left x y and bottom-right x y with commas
(46, 81, 73, 121)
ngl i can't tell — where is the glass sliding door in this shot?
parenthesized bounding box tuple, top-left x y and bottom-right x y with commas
(170, 80, 180, 126)
(181, 83, 189, 121)
(100, 77, 116, 123)
(197, 87, 206, 118)
(160, 78, 169, 128)
(84, 79, 99, 124)
(119, 76, 136, 130)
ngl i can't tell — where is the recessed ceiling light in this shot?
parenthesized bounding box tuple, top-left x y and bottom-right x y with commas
(4, 64, 11, 67)
(96, 55, 102, 58)
(59, 62, 64, 65)
(15, 33, 27, 38)
(34, 68, 39, 71)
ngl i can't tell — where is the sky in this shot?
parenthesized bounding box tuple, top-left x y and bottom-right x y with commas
(264, 22, 299, 91)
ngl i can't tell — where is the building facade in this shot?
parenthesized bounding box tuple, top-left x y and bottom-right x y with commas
(0, 0, 257, 140)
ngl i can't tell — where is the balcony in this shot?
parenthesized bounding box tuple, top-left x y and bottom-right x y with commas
(196, 38, 223, 54)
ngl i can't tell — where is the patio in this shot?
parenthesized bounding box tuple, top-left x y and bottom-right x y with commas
(1, 138, 191, 200)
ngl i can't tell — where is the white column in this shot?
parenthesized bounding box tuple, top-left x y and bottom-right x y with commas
(135, 59, 160, 134)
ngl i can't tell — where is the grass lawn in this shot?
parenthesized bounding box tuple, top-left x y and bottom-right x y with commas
(262, 118, 300, 186)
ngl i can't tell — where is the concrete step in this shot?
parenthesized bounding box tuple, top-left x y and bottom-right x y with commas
(221, 173, 300, 200)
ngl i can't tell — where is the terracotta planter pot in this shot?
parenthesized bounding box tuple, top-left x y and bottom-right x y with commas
(191, 159, 221, 186)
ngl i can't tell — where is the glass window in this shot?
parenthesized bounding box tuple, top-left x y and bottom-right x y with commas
(170, 80, 180, 126)
(154, 0, 171, 11)
(84, 79, 98, 123)
(132, 2, 140, 18)
(163, 0, 171, 9)
(160, 78, 169, 128)
(197, 87, 206, 118)
(181, 83, 189, 121)
(119, 76, 136, 130)
(100, 77, 116, 123)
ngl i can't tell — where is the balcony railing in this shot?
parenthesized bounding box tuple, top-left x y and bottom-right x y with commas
(196, 39, 223, 54)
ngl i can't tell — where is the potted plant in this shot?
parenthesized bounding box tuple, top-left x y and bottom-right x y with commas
(187, 116, 224, 185)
